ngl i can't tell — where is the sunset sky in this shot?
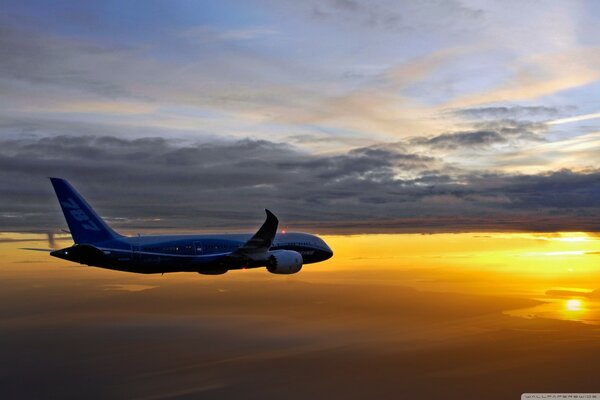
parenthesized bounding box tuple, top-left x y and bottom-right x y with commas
(2, 1, 600, 399)
(2, 0, 600, 232)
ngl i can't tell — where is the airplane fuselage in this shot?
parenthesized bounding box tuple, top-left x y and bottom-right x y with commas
(51, 231, 332, 274)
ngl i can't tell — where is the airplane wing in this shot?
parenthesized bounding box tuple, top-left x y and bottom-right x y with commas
(233, 209, 278, 256)
(220, 209, 278, 267)
(194, 209, 278, 274)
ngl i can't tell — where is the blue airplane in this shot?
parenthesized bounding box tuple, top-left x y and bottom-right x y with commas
(46, 178, 333, 275)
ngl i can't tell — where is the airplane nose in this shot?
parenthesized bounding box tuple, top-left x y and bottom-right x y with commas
(315, 237, 333, 261)
(323, 245, 333, 260)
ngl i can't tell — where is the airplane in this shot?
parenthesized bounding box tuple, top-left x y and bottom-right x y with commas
(43, 178, 333, 275)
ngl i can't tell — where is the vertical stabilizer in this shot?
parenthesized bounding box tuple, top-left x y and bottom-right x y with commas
(49, 178, 121, 244)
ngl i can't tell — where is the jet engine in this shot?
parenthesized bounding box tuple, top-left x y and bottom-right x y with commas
(266, 250, 303, 274)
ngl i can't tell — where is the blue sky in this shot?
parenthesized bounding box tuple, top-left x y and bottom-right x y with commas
(1, 0, 600, 232)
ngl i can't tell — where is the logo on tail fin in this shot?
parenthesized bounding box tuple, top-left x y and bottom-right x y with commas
(60, 197, 101, 231)
(50, 177, 122, 244)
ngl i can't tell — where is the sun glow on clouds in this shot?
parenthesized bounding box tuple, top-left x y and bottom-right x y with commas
(308, 232, 600, 309)
(316, 231, 600, 325)
(5, 230, 600, 327)
(298, 232, 600, 290)
(566, 299, 583, 311)
(8, 232, 600, 294)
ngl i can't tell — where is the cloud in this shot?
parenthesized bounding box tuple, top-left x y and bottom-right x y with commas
(455, 105, 564, 121)
(0, 23, 140, 99)
(1, 2, 600, 235)
(304, 0, 483, 32)
(548, 111, 600, 125)
(181, 26, 280, 42)
(1, 267, 599, 400)
(1, 134, 600, 234)
(409, 120, 546, 150)
(545, 289, 600, 298)
(1, 13, 590, 150)
(492, 131, 600, 174)
(271, 47, 470, 138)
(0, 21, 304, 130)
(445, 48, 600, 108)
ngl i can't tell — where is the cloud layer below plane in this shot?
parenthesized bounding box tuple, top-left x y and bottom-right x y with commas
(2, 261, 600, 400)
(1, 0, 600, 233)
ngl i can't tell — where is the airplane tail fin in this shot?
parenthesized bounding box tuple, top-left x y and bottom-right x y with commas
(49, 178, 122, 244)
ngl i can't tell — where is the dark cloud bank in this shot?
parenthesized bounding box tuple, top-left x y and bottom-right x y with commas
(410, 119, 546, 149)
(2, 134, 600, 234)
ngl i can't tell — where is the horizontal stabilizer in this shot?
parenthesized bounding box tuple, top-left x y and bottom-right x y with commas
(20, 248, 54, 252)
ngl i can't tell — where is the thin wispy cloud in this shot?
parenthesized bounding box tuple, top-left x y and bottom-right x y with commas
(548, 111, 600, 125)
(181, 25, 281, 42)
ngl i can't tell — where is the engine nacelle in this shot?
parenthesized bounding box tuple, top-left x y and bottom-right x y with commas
(198, 268, 227, 275)
(266, 250, 303, 274)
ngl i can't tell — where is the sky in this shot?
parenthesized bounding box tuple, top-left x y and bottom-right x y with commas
(3, 1, 600, 399)
(1, 0, 600, 234)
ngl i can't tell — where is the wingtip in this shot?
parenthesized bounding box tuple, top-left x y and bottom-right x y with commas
(265, 209, 278, 220)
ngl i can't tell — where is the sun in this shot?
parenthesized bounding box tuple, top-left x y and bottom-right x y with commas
(565, 299, 582, 311)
